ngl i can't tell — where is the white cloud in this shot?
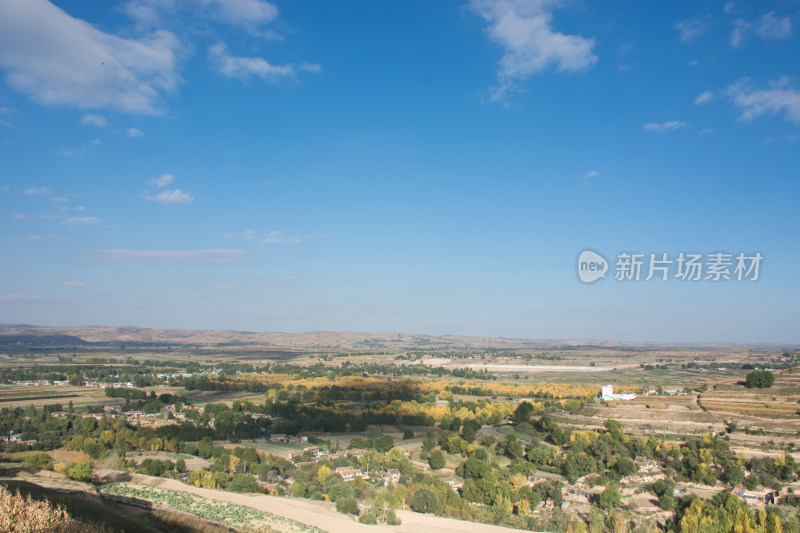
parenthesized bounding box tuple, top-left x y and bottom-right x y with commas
(243, 229, 256, 240)
(127, 127, 144, 137)
(224, 232, 234, 239)
(730, 19, 750, 47)
(756, 12, 792, 40)
(50, 196, 70, 203)
(150, 173, 174, 188)
(677, 15, 712, 42)
(0, 293, 45, 302)
(694, 90, 714, 104)
(94, 248, 244, 262)
(62, 216, 100, 226)
(62, 280, 87, 287)
(27, 234, 66, 242)
(148, 188, 194, 205)
(731, 12, 792, 47)
(22, 186, 52, 195)
(470, 0, 597, 102)
(723, 2, 738, 15)
(699, 128, 714, 135)
(204, 0, 278, 26)
(208, 43, 317, 81)
(763, 133, 798, 144)
(89, 138, 102, 145)
(215, 283, 238, 290)
(582, 170, 599, 179)
(0, 106, 18, 128)
(12, 213, 27, 220)
(124, 0, 278, 30)
(58, 146, 86, 157)
(643, 121, 688, 133)
(725, 77, 800, 123)
(261, 231, 301, 244)
(81, 114, 107, 126)
(0, 0, 182, 114)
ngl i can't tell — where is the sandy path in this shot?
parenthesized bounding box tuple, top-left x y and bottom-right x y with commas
(109, 472, 528, 533)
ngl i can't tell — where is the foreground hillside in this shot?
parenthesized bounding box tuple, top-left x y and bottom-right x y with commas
(0, 483, 104, 533)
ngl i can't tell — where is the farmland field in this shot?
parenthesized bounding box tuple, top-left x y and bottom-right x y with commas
(101, 482, 326, 533)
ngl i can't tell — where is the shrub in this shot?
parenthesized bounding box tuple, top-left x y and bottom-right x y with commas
(336, 497, 359, 515)
(67, 460, 94, 483)
(24, 453, 53, 470)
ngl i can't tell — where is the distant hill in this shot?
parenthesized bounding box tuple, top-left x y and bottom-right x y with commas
(0, 324, 786, 349)
(0, 333, 87, 345)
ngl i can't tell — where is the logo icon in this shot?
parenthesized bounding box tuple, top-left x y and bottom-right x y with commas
(577, 250, 608, 283)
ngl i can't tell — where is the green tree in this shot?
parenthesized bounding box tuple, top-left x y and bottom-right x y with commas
(374, 435, 394, 453)
(429, 449, 446, 470)
(746, 370, 775, 388)
(336, 497, 359, 515)
(411, 488, 442, 515)
(228, 473, 258, 492)
(598, 486, 621, 511)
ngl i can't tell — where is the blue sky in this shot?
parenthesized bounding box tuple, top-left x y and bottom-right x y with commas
(1, 0, 798, 343)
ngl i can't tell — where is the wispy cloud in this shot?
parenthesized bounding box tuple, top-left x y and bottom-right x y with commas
(58, 146, 86, 157)
(763, 133, 798, 144)
(263, 275, 295, 287)
(699, 128, 714, 135)
(243, 229, 256, 240)
(756, 12, 792, 40)
(469, 0, 597, 102)
(0, 106, 18, 128)
(81, 114, 107, 127)
(145, 174, 193, 204)
(124, 0, 279, 33)
(150, 173, 174, 188)
(261, 231, 301, 244)
(22, 186, 52, 196)
(730, 19, 750, 47)
(0, 0, 182, 114)
(94, 248, 244, 263)
(694, 90, 714, 104)
(127, 127, 144, 137)
(643, 121, 688, 133)
(215, 283, 238, 290)
(731, 12, 792, 47)
(724, 77, 800, 123)
(62, 216, 100, 226)
(677, 15, 712, 42)
(148, 188, 193, 204)
(208, 43, 319, 81)
(62, 280, 87, 287)
(582, 170, 599, 179)
(0, 293, 46, 302)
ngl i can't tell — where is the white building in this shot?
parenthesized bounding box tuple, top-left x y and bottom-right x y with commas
(601, 385, 636, 401)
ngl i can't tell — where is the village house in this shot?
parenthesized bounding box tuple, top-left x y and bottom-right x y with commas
(335, 467, 367, 481)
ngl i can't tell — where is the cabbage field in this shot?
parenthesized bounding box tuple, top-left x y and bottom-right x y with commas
(100, 482, 326, 533)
